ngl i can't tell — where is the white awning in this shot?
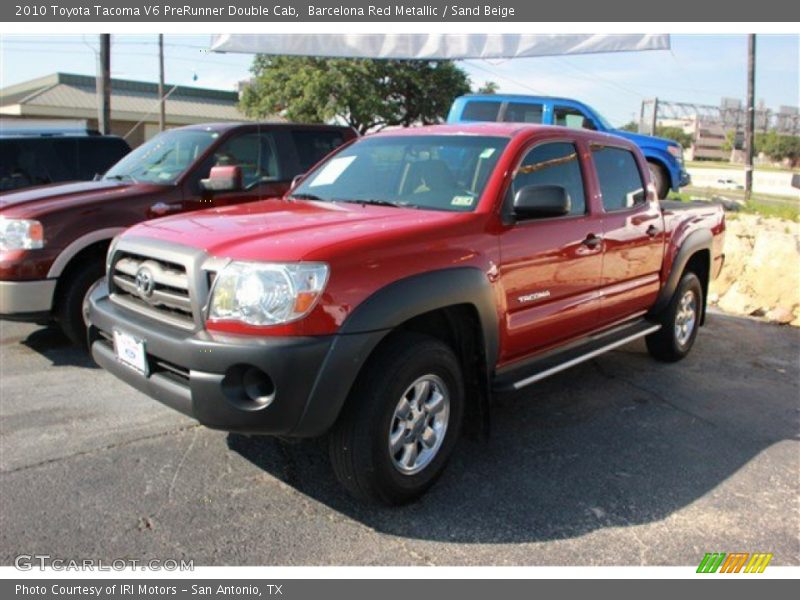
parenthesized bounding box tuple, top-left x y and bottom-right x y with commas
(210, 34, 669, 60)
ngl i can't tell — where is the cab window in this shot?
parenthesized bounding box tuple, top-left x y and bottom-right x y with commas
(592, 146, 646, 211)
(504, 102, 544, 124)
(212, 132, 280, 189)
(291, 129, 346, 171)
(461, 101, 502, 122)
(512, 142, 586, 216)
(554, 106, 597, 130)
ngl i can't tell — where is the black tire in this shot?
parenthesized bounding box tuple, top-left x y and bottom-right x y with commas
(646, 272, 703, 362)
(328, 331, 464, 505)
(648, 161, 670, 200)
(55, 259, 105, 348)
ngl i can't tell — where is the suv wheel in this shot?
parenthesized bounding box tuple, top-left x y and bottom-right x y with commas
(646, 272, 703, 362)
(56, 259, 105, 349)
(329, 332, 464, 505)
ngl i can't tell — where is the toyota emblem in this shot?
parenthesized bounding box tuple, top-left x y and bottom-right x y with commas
(135, 267, 155, 298)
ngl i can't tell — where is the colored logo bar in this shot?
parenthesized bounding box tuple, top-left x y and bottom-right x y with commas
(697, 552, 773, 573)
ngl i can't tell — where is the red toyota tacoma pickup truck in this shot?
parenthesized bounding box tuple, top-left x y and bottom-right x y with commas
(87, 123, 725, 504)
(0, 122, 355, 346)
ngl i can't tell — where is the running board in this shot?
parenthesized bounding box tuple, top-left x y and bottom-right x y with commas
(493, 320, 661, 393)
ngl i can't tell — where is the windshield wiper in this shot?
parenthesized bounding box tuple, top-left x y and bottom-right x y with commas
(344, 198, 417, 209)
(105, 173, 138, 183)
(288, 192, 324, 201)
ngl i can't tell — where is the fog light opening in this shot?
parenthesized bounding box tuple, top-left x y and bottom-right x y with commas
(242, 366, 275, 407)
(222, 364, 276, 410)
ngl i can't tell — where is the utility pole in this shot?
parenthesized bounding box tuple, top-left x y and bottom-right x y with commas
(98, 34, 111, 135)
(158, 34, 166, 132)
(744, 34, 756, 203)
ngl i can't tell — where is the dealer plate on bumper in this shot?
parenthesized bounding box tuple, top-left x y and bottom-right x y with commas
(113, 329, 148, 375)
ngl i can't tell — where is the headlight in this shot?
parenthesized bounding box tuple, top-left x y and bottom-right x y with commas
(0, 217, 44, 251)
(667, 145, 683, 159)
(208, 261, 329, 326)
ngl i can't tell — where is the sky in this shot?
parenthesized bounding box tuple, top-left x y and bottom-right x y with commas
(0, 34, 797, 128)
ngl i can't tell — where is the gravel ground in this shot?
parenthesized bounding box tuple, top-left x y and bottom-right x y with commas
(0, 311, 798, 566)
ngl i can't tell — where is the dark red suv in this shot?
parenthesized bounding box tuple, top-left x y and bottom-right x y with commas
(0, 122, 356, 345)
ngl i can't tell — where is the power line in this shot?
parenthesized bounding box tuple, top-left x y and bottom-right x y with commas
(554, 57, 646, 98)
(462, 59, 547, 95)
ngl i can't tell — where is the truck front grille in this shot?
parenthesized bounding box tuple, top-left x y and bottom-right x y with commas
(110, 251, 195, 329)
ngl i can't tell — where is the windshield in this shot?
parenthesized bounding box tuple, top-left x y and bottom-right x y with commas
(291, 135, 509, 212)
(104, 129, 219, 184)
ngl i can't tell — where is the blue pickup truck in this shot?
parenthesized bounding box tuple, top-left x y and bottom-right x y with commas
(447, 94, 690, 198)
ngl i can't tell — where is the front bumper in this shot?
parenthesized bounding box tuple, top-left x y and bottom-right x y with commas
(0, 279, 56, 321)
(88, 284, 384, 437)
(678, 169, 691, 188)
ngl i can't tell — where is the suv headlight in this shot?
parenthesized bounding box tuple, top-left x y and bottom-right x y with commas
(0, 217, 44, 251)
(208, 262, 329, 326)
(667, 145, 683, 160)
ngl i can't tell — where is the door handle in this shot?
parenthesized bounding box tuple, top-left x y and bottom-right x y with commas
(646, 224, 659, 237)
(582, 234, 602, 249)
(149, 202, 182, 217)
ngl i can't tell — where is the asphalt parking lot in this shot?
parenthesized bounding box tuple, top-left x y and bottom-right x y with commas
(1, 311, 798, 566)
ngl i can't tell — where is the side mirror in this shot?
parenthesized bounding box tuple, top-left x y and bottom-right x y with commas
(513, 184, 571, 219)
(291, 173, 305, 190)
(200, 165, 242, 193)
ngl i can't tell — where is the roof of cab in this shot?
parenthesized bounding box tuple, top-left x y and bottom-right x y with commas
(367, 122, 636, 147)
(456, 93, 594, 107)
(174, 122, 355, 133)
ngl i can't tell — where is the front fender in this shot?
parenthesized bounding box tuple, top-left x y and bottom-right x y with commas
(291, 267, 499, 436)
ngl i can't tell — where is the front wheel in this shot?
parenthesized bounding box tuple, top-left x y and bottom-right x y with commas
(328, 332, 464, 505)
(55, 259, 105, 349)
(646, 272, 703, 362)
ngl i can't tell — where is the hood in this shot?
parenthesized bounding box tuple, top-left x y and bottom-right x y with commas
(126, 198, 467, 262)
(611, 129, 679, 150)
(0, 180, 168, 216)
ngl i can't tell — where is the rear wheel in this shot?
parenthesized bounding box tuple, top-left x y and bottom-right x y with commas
(328, 332, 464, 505)
(648, 161, 670, 199)
(55, 258, 105, 349)
(646, 272, 703, 362)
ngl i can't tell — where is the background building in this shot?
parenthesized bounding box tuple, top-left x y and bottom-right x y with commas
(0, 72, 252, 147)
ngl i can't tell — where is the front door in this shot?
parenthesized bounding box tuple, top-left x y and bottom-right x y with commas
(497, 139, 603, 365)
(192, 130, 289, 210)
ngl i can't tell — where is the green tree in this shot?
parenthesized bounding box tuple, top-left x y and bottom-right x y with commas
(655, 126, 693, 149)
(476, 81, 499, 94)
(240, 56, 471, 134)
(619, 121, 639, 132)
(755, 131, 800, 166)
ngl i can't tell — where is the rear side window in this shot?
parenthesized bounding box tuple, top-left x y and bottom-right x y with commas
(74, 138, 130, 179)
(592, 146, 646, 211)
(461, 101, 501, 122)
(513, 142, 586, 215)
(291, 130, 346, 171)
(504, 102, 544, 124)
(2, 139, 70, 187)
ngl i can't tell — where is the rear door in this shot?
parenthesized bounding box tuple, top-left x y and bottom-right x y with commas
(591, 144, 664, 325)
(497, 138, 603, 363)
(289, 127, 350, 174)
